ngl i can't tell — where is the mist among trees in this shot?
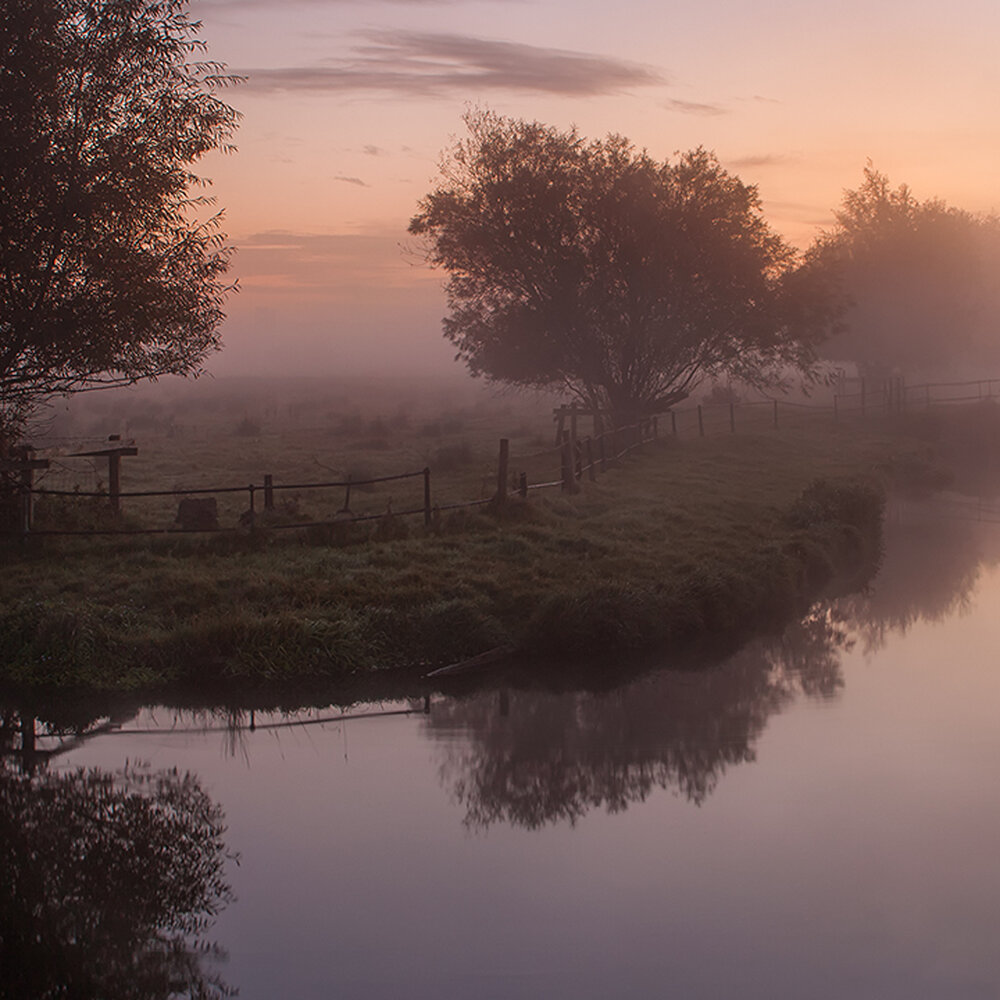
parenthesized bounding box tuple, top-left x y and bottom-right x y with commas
(811, 165, 1000, 381)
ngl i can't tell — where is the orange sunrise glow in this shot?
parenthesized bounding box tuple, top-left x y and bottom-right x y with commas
(190, 0, 1000, 377)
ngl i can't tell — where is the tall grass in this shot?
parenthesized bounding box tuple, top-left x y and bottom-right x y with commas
(3, 399, 966, 694)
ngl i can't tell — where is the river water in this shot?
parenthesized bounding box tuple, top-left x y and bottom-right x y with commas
(5, 499, 1000, 999)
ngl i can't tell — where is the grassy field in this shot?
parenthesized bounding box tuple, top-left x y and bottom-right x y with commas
(3, 377, 985, 696)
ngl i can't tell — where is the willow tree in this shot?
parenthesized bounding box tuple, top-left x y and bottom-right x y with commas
(0, 0, 241, 448)
(409, 111, 833, 418)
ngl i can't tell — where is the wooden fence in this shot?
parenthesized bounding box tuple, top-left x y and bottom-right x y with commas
(1, 417, 657, 538)
(4, 375, 998, 539)
(667, 376, 1000, 438)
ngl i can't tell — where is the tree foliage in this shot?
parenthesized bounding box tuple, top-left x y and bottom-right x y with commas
(0, 0, 240, 446)
(409, 111, 833, 416)
(812, 164, 1000, 379)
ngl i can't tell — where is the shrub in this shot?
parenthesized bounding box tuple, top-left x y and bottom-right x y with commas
(235, 416, 261, 437)
(786, 478, 884, 533)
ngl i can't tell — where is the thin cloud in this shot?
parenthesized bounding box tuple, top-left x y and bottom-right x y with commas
(333, 175, 370, 186)
(240, 30, 664, 97)
(727, 154, 797, 168)
(235, 230, 434, 293)
(362, 144, 385, 156)
(665, 98, 727, 117)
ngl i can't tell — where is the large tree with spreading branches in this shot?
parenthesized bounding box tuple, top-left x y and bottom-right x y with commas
(409, 110, 835, 419)
(0, 0, 240, 449)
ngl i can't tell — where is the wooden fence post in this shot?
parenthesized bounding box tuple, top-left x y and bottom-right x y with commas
(569, 408, 579, 480)
(585, 437, 596, 481)
(2, 450, 49, 537)
(599, 432, 607, 472)
(423, 467, 432, 526)
(561, 432, 577, 492)
(495, 438, 509, 510)
(19, 450, 38, 535)
(108, 451, 122, 513)
(519, 472, 527, 499)
(69, 439, 137, 513)
(264, 474, 274, 511)
(20, 464, 32, 535)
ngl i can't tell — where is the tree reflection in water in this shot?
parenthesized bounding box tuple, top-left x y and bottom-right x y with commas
(0, 732, 237, 1000)
(838, 503, 1000, 653)
(427, 500, 1000, 832)
(428, 604, 852, 831)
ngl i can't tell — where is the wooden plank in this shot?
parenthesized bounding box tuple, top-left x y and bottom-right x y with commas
(425, 644, 516, 678)
(0, 458, 50, 470)
(69, 446, 138, 458)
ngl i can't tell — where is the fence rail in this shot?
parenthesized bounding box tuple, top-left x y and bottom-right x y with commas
(2, 417, 658, 538)
(4, 375, 997, 540)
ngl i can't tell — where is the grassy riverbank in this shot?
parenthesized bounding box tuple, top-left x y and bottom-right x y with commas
(2, 406, 935, 696)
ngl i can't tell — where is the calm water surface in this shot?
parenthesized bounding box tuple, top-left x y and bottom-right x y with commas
(8, 501, 1000, 998)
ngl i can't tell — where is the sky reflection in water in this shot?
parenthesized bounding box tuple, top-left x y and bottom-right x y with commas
(8, 501, 1000, 999)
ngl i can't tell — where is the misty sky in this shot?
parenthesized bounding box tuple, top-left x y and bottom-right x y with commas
(190, 0, 1000, 377)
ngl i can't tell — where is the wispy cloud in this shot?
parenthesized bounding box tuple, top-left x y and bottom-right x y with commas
(665, 98, 727, 117)
(333, 175, 370, 186)
(727, 154, 797, 168)
(239, 30, 664, 98)
(235, 229, 434, 294)
(362, 144, 385, 156)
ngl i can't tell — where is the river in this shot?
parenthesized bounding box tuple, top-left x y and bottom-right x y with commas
(4, 498, 1000, 998)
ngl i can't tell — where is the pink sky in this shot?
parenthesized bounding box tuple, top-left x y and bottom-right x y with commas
(189, 0, 1000, 377)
